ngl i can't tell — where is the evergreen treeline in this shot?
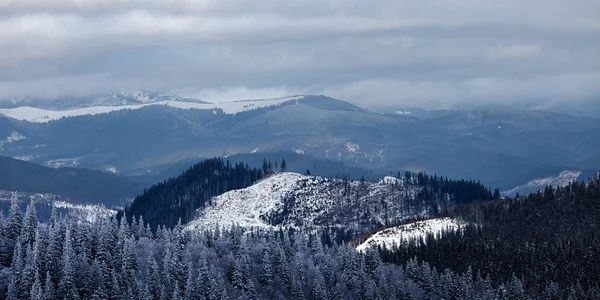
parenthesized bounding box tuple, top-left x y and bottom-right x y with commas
(380, 176, 600, 298)
(122, 157, 498, 234)
(404, 171, 500, 204)
(2, 198, 543, 300)
(120, 158, 272, 230)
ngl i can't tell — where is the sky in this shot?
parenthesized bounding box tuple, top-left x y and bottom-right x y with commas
(0, 0, 599, 113)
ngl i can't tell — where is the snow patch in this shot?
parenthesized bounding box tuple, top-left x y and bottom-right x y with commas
(503, 170, 582, 196)
(346, 142, 360, 153)
(6, 131, 27, 143)
(294, 149, 305, 155)
(0, 131, 28, 150)
(251, 148, 259, 154)
(380, 176, 403, 185)
(394, 110, 412, 116)
(105, 165, 118, 173)
(13, 154, 41, 161)
(44, 157, 82, 168)
(356, 218, 467, 252)
(0, 96, 305, 123)
(53, 201, 117, 223)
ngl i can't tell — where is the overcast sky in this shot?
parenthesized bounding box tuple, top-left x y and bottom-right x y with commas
(0, 0, 599, 112)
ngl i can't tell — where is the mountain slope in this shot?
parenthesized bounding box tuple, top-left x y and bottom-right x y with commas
(0, 90, 209, 110)
(0, 95, 303, 123)
(185, 172, 425, 232)
(0, 155, 144, 207)
(502, 170, 582, 196)
(1, 94, 599, 189)
(120, 158, 266, 230)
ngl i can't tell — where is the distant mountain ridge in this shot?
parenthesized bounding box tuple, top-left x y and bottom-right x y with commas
(0, 94, 599, 190)
(0, 155, 144, 207)
(0, 90, 209, 110)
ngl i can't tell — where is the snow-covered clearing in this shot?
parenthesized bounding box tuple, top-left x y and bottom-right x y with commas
(185, 172, 426, 232)
(503, 170, 582, 196)
(356, 217, 467, 252)
(0, 96, 304, 123)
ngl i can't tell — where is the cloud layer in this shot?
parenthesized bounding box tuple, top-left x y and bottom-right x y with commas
(0, 0, 599, 112)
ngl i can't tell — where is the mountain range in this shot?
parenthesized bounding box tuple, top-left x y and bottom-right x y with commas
(0, 93, 598, 190)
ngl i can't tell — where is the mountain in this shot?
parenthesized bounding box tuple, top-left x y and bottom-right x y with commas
(1, 94, 599, 190)
(123, 157, 495, 234)
(185, 172, 428, 232)
(0, 155, 144, 208)
(0, 94, 303, 123)
(120, 158, 266, 230)
(0, 90, 209, 110)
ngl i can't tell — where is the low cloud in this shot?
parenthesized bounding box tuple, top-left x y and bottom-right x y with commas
(0, 0, 598, 113)
(487, 45, 541, 61)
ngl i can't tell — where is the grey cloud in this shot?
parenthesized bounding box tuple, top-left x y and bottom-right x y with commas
(0, 0, 598, 113)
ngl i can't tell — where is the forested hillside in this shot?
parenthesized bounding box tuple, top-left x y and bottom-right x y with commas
(121, 158, 267, 230)
(378, 174, 600, 298)
(123, 157, 497, 234)
(0, 199, 573, 300)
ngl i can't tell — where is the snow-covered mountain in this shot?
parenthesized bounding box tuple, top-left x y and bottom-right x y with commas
(1, 94, 599, 191)
(0, 90, 207, 110)
(356, 217, 467, 252)
(0, 95, 304, 123)
(502, 170, 582, 197)
(185, 172, 437, 232)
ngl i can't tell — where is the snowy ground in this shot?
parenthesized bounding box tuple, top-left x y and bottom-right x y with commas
(356, 217, 467, 252)
(43, 157, 82, 168)
(0, 96, 304, 123)
(53, 201, 117, 223)
(0, 190, 116, 223)
(503, 170, 582, 197)
(0, 131, 28, 150)
(185, 172, 427, 232)
(186, 172, 310, 230)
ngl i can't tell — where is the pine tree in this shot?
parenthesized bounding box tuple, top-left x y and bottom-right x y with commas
(58, 226, 76, 299)
(42, 271, 56, 300)
(30, 270, 43, 300)
(4, 193, 23, 265)
(259, 248, 273, 287)
(21, 199, 38, 247)
(281, 159, 287, 172)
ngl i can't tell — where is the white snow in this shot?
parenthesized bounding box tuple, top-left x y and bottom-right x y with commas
(13, 154, 42, 161)
(503, 170, 582, 196)
(394, 110, 412, 116)
(53, 201, 117, 223)
(187, 172, 310, 230)
(0, 96, 305, 123)
(346, 142, 360, 153)
(294, 149, 305, 155)
(380, 176, 403, 185)
(185, 172, 425, 232)
(105, 165, 118, 173)
(356, 218, 467, 252)
(43, 157, 82, 168)
(5, 131, 27, 143)
(251, 148, 259, 154)
(0, 190, 116, 223)
(0, 131, 28, 150)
